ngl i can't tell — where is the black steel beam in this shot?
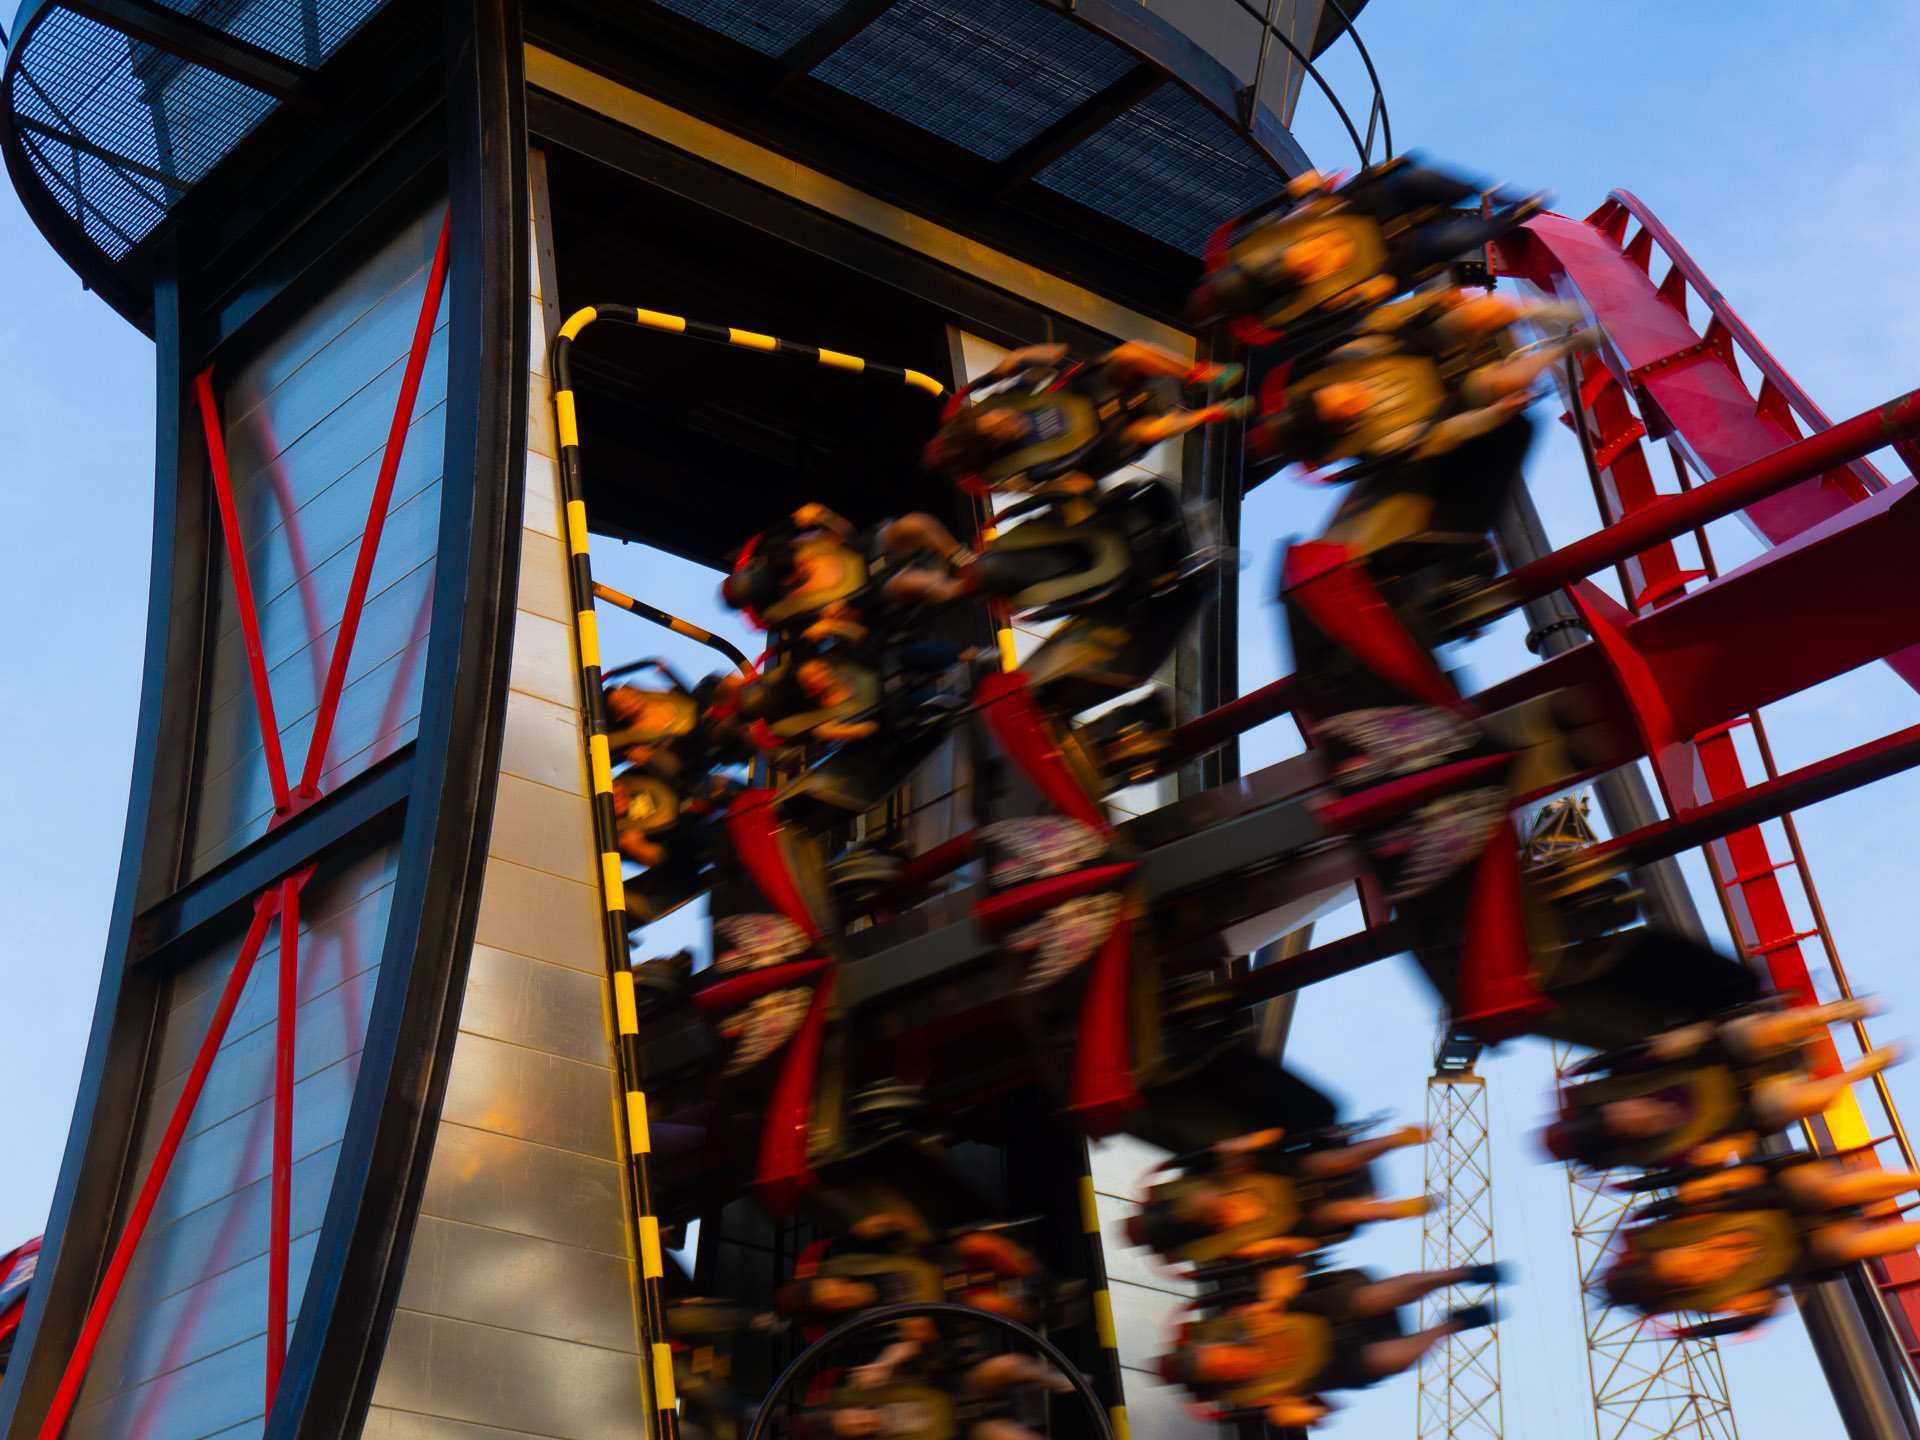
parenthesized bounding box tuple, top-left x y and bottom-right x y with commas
(768, 0, 898, 97)
(987, 63, 1161, 201)
(62, 0, 319, 106)
(10, 113, 185, 191)
(125, 749, 416, 968)
(526, 92, 1118, 356)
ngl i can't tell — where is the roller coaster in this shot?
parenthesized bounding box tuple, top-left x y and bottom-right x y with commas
(1, 3, 1918, 1439)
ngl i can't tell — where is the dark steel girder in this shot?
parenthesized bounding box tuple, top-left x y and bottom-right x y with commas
(987, 62, 1163, 202)
(768, 0, 899, 97)
(62, 0, 320, 107)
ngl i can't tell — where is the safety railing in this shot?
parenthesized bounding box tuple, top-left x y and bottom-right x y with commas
(548, 303, 944, 1440)
(1229, 0, 1391, 167)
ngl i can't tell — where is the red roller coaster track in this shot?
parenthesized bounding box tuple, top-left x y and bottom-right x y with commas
(1496, 191, 1920, 1376)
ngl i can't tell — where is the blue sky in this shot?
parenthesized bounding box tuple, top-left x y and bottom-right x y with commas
(5, 1, 1920, 1435)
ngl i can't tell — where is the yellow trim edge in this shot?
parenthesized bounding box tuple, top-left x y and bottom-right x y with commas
(651, 1343, 677, 1410)
(578, 609, 601, 670)
(627, 1091, 652, 1154)
(614, 970, 640, 1036)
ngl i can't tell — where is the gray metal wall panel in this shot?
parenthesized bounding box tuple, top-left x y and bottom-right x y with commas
(363, 156, 647, 1439)
(417, 1125, 629, 1257)
(370, 1311, 646, 1440)
(364, 1408, 577, 1440)
(191, 207, 450, 876)
(395, 1215, 637, 1352)
(460, 946, 612, 1068)
(469, 859, 603, 976)
(436, 1032, 618, 1160)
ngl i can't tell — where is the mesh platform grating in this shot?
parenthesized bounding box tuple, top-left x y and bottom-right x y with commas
(1033, 82, 1280, 254)
(7, 0, 392, 261)
(12, 6, 277, 258)
(647, 0, 847, 57)
(810, 0, 1134, 162)
(144, 0, 390, 67)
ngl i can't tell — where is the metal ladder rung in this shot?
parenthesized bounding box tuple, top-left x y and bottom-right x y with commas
(1748, 928, 1820, 958)
(1721, 858, 1795, 888)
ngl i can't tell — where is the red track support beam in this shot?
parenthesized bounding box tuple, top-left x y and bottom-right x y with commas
(1600, 720, 1920, 873)
(1157, 674, 1297, 767)
(36, 894, 283, 1440)
(298, 210, 450, 800)
(870, 828, 978, 910)
(1503, 387, 1920, 606)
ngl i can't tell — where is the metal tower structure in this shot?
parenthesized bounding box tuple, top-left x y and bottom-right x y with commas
(1525, 798, 1740, 1440)
(1416, 1024, 1504, 1440)
(1557, 1038, 1741, 1440)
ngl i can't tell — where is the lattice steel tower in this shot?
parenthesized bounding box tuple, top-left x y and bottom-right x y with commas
(1558, 1099, 1740, 1440)
(1529, 798, 1739, 1440)
(1416, 1021, 1504, 1440)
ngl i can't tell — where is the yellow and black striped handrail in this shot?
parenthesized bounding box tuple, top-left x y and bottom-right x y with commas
(592, 581, 756, 677)
(550, 305, 944, 1437)
(555, 302, 945, 398)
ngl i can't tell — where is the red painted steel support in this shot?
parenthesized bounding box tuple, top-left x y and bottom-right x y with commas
(1591, 190, 1920, 482)
(1503, 193, 1920, 1372)
(298, 210, 451, 800)
(35, 895, 282, 1440)
(194, 370, 292, 814)
(266, 875, 302, 1406)
(1596, 721, 1920, 874)
(1500, 390, 1920, 610)
(1157, 672, 1296, 768)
